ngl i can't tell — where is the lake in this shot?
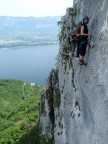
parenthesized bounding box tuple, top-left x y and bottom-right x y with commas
(0, 45, 58, 84)
(0, 16, 60, 84)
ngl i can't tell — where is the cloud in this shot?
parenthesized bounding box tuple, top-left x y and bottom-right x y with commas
(0, 0, 73, 17)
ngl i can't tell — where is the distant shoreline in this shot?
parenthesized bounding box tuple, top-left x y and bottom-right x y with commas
(0, 41, 58, 48)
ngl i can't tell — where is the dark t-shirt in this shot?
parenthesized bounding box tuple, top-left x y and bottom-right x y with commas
(80, 23, 88, 42)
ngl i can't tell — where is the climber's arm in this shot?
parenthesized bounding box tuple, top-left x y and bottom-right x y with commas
(80, 26, 90, 36)
(81, 25, 84, 35)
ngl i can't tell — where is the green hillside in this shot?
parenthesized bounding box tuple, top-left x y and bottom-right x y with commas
(0, 80, 42, 144)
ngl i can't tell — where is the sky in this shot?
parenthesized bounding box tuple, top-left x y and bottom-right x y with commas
(0, 0, 73, 17)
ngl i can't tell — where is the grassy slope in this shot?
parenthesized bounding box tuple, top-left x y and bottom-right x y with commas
(0, 80, 42, 144)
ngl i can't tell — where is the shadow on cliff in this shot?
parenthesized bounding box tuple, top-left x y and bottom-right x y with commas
(17, 123, 53, 144)
(16, 124, 39, 144)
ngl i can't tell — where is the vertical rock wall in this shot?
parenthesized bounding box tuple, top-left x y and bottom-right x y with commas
(40, 0, 108, 144)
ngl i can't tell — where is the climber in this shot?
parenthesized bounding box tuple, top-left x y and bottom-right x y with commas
(70, 21, 83, 57)
(77, 16, 90, 65)
(74, 22, 82, 58)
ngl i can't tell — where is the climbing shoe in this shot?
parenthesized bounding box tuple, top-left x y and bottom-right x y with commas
(79, 59, 87, 66)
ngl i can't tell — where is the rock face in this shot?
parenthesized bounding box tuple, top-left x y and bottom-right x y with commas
(40, 0, 108, 144)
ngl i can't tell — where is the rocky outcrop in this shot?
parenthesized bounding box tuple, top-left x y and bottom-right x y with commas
(40, 0, 108, 144)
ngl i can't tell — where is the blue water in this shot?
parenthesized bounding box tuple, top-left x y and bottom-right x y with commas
(0, 45, 58, 84)
(0, 16, 60, 84)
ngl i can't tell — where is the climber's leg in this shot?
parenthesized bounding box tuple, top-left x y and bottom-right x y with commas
(79, 41, 88, 65)
(79, 55, 87, 65)
(79, 55, 85, 64)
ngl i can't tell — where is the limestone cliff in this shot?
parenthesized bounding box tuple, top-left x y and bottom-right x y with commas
(40, 0, 108, 144)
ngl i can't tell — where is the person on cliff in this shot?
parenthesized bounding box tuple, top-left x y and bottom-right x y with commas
(70, 25, 81, 57)
(77, 16, 90, 65)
